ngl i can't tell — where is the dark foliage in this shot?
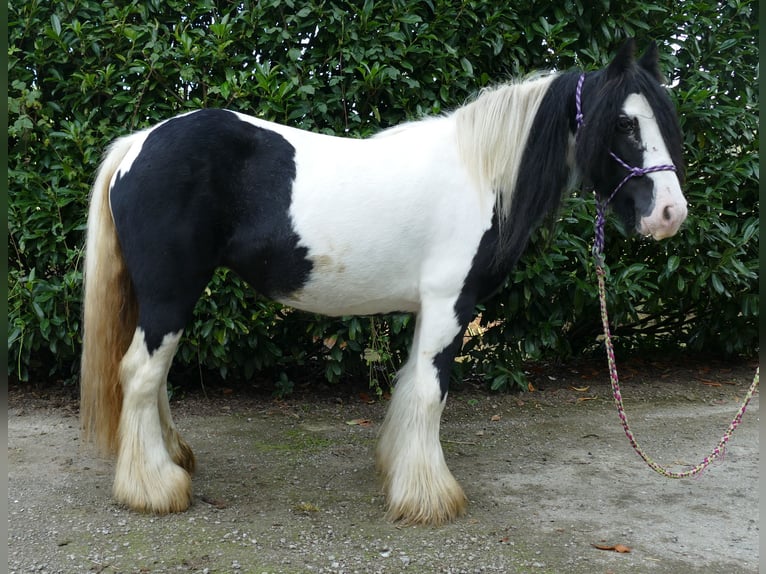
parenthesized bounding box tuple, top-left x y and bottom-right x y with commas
(8, 0, 758, 392)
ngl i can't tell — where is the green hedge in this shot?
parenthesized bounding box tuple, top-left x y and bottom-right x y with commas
(8, 1, 758, 392)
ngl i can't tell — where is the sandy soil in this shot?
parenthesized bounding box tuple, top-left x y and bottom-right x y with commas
(8, 357, 760, 573)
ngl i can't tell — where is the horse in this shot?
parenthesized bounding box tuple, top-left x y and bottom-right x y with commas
(80, 39, 687, 525)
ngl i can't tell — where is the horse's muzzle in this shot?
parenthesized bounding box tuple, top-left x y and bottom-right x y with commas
(640, 198, 688, 240)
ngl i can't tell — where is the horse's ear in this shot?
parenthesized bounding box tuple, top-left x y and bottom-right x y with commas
(638, 41, 662, 80)
(606, 38, 636, 80)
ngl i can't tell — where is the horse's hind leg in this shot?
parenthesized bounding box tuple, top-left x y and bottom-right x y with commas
(113, 327, 193, 513)
(158, 377, 196, 473)
(112, 268, 209, 513)
(376, 295, 471, 525)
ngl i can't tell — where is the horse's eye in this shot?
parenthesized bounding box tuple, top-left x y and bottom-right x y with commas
(617, 116, 634, 133)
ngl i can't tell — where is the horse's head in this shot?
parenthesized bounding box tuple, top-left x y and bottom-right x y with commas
(575, 40, 687, 240)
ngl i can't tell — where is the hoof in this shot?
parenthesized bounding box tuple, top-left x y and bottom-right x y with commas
(382, 474, 467, 526)
(113, 460, 192, 514)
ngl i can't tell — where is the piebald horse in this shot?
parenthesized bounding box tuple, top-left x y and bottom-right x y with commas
(80, 40, 686, 525)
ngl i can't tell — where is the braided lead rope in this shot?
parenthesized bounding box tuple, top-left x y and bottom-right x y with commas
(578, 72, 760, 477)
(575, 73, 585, 129)
(595, 263, 759, 478)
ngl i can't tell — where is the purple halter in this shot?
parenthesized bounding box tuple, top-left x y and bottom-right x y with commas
(575, 73, 677, 256)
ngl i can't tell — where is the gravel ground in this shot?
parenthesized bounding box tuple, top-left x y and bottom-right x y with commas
(8, 358, 760, 573)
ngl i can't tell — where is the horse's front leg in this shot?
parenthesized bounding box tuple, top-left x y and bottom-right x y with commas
(376, 296, 471, 525)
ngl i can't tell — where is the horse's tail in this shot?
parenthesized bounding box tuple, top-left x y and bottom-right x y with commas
(80, 135, 139, 456)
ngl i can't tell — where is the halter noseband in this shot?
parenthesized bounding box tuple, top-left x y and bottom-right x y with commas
(575, 73, 677, 255)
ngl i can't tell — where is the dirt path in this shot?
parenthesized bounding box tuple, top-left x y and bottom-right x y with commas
(8, 359, 759, 573)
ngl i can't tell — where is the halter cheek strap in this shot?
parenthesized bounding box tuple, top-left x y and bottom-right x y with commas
(575, 73, 677, 255)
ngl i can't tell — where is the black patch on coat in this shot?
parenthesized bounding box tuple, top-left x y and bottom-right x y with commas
(433, 218, 504, 399)
(110, 109, 313, 352)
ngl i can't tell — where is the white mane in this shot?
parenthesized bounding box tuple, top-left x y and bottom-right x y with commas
(453, 73, 557, 223)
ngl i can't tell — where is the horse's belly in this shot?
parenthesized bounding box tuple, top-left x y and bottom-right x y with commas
(276, 256, 422, 316)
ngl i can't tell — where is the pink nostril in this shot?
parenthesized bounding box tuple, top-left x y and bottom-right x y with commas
(646, 199, 687, 239)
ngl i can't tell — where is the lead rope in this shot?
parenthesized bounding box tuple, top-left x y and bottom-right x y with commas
(594, 209, 759, 478)
(578, 73, 760, 478)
